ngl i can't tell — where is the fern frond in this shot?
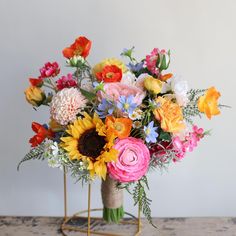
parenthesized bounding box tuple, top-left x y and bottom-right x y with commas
(17, 142, 46, 171)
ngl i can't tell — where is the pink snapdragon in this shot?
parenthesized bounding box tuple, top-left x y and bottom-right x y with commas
(56, 73, 77, 90)
(40, 62, 60, 78)
(172, 125, 205, 160)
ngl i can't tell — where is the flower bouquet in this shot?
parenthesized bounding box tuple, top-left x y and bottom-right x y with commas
(19, 36, 223, 226)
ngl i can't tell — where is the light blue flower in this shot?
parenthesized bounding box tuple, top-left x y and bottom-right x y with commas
(143, 121, 159, 143)
(96, 99, 114, 118)
(116, 95, 137, 116)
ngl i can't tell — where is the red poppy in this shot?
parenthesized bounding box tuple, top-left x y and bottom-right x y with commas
(29, 122, 54, 147)
(62, 36, 92, 59)
(29, 77, 43, 87)
(96, 65, 122, 83)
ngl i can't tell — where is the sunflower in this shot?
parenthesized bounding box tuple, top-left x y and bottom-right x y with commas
(61, 113, 118, 180)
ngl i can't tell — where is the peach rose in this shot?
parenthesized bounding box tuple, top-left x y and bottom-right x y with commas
(97, 82, 145, 105)
(154, 96, 185, 133)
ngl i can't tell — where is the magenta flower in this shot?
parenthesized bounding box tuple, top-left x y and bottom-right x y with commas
(56, 73, 77, 90)
(107, 137, 150, 183)
(145, 48, 159, 76)
(40, 62, 60, 78)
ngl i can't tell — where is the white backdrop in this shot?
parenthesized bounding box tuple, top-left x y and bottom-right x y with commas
(0, 0, 235, 217)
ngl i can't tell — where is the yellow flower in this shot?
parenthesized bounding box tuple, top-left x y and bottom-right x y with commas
(198, 87, 221, 119)
(60, 113, 118, 180)
(144, 76, 163, 95)
(24, 86, 45, 106)
(92, 58, 127, 77)
(154, 96, 185, 133)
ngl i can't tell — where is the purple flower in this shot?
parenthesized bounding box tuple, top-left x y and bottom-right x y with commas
(127, 62, 144, 72)
(144, 121, 159, 143)
(116, 95, 137, 116)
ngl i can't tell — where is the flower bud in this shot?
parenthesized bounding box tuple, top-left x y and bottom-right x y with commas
(24, 86, 46, 106)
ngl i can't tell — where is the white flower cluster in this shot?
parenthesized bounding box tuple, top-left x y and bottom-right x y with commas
(44, 141, 66, 169)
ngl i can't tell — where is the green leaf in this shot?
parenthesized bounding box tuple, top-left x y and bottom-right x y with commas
(159, 131, 171, 141)
(80, 88, 96, 101)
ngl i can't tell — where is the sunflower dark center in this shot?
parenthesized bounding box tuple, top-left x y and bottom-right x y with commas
(78, 128, 106, 159)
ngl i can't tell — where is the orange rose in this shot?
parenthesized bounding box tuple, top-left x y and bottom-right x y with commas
(106, 116, 132, 139)
(198, 87, 221, 119)
(154, 96, 185, 133)
(62, 36, 92, 59)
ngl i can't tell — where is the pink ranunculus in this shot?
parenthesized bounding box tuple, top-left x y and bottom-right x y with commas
(97, 82, 146, 106)
(107, 137, 150, 183)
(40, 62, 60, 78)
(56, 73, 77, 90)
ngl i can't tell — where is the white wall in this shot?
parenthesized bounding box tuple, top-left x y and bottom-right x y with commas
(0, 0, 235, 217)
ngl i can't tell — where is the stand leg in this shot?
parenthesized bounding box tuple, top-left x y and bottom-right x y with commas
(138, 200, 141, 234)
(87, 183, 91, 236)
(63, 166, 68, 221)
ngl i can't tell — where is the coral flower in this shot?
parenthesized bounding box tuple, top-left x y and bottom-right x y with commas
(154, 96, 185, 133)
(29, 77, 43, 87)
(96, 65, 122, 83)
(62, 36, 92, 59)
(29, 122, 54, 147)
(105, 116, 132, 139)
(198, 87, 221, 119)
(92, 58, 127, 76)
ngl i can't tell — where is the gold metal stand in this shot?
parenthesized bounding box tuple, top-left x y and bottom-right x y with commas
(61, 168, 142, 236)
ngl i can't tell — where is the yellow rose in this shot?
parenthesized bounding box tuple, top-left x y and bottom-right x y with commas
(24, 86, 45, 106)
(92, 58, 127, 76)
(154, 96, 185, 133)
(198, 87, 221, 119)
(144, 76, 163, 95)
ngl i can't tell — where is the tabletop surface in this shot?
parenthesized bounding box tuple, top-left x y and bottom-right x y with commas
(0, 216, 236, 236)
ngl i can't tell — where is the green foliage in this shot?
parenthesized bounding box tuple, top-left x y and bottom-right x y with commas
(17, 142, 46, 171)
(132, 177, 156, 228)
(183, 89, 206, 124)
(80, 88, 96, 101)
(103, 206, 124, 224)
(159, 131, 171, 142)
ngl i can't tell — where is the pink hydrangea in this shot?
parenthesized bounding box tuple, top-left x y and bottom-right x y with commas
(40, 62, 60, 78)
(172, 125, 205, 160)
(107, 137, 150, 183)
(56, 73, 77, 90)
(50, 88, 87, 125)
(97, 82, 146, 106)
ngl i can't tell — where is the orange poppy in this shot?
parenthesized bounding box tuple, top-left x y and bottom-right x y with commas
(62, 36, 92, 59)
(106, 116, 132, 139)
(96, 65, 122, 83)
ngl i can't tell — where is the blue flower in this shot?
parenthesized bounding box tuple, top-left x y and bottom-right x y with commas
(117, 95, 137, 116)
(96, 99, 114, 118)
(143, 121, 159, 143)
(127, 62, 144, 72)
